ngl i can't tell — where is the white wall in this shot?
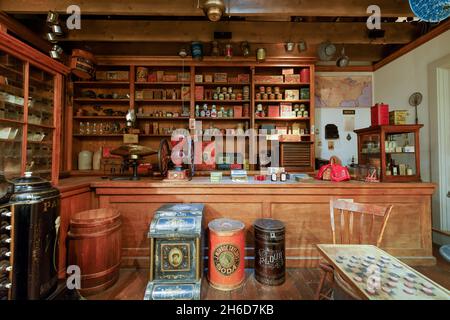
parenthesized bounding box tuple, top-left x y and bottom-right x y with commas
(315, 72, 372, 166)
(374, 30, 450, 183)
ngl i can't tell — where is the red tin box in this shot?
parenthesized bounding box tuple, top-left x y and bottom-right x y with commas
(300, 68, 310, 83)
(371, 103, 389, 126)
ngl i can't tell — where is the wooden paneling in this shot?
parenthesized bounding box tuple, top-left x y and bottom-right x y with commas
(61, 21, 418, 45)
(0, 0, 414, 17)
(78, 178, 437, 269)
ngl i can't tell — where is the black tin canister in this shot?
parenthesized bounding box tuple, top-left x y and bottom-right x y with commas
(254, 218, 285, 286)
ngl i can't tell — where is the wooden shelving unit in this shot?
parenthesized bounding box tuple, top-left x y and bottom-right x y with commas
(1, 32, 69, 183)
(66, 58, 315, 174)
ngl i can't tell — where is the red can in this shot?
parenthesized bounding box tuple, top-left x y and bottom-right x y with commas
(300, 68, 310, 83)
(208, 218, 246, 290)
(371, 103, 389, 126)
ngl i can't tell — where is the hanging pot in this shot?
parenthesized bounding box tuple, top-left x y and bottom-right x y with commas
(336, 47, 350, 67)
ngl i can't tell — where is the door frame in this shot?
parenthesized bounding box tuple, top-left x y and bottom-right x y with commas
(428, 54, 450, 244)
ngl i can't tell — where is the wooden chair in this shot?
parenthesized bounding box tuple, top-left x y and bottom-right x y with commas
(315, 199, 393, 300)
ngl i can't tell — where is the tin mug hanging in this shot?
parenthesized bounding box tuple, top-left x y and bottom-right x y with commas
(256, 48, 266, 62)
(191, 42, 204, 61)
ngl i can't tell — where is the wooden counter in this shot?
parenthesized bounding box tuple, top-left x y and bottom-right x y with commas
(56, 177, 436, 277)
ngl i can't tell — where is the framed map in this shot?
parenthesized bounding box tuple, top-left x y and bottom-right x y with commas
(315, 76, 373, 108)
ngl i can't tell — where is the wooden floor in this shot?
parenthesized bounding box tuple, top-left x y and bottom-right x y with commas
(88, 246, 450, 300)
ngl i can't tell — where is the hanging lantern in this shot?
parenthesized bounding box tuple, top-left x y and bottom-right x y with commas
(203, 0, 225, 22)
(240, 42, 250, 57)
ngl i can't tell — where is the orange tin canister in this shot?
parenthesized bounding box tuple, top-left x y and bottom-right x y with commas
(208, 218, 246, 290)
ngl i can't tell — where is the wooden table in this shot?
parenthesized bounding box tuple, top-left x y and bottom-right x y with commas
(316, 244, 450, 300)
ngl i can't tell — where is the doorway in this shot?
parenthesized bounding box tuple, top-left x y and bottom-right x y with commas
(429, 54, 450, 245)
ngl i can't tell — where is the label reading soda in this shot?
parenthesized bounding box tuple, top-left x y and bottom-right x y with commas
(214, 244, 240, 276)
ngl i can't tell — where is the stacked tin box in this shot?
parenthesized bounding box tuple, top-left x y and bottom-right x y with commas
(144, 203, 204, 300)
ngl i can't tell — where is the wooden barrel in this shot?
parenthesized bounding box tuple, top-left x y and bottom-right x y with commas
(208, 218, 246, 291)
(68, 208, 122, 296)
(254, 219, 285, 286)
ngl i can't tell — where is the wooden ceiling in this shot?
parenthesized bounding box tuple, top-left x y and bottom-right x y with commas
(0, 0, 446, 66)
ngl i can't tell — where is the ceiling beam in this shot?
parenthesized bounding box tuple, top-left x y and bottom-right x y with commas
(0, 0, 414, 17)
(59, 21, 418, 44)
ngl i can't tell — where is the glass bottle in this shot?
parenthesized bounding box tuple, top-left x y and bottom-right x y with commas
(79, 122, 85, 135)
(211, 104, 217, 118)
(85, 122, 91, 135)
(92, 123, 97, 135)
(195, 104, 200, 117)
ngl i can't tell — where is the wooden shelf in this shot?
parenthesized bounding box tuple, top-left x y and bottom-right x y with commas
(135, 82, 190, 85)
(73, 116, 125, 120)
(27, 140, 52, 145)
(196, 82, 250, 86)
(28, 123, 55, 130)
(255, 100, 310, 103)
(195, 100, 250, 103)
(195, 117, 250, 120)
(74, 98, 130, 103)
(140, 134, 172, 137)
(255, 117, 310, 121)
(0, 138, 21, 143)
(73, 134, 123, 137)
(136, 117, 189, 120)
(0, 118, 24, 125)
(74, 81, 130, 87)
(135, 99, 189, 103)
(254, 82, 310, 86)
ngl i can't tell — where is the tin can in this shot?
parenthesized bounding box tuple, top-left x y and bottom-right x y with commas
(255, 93, 261, 100)
(225, 44, 233, 60)
(208, 219, 246, 290)
(259, 86, 265, 93)
(269, 93, 275, 100)
(191, 42, 203, 61)
(136, 67, 148, 82)
(256, 48, 266, 62)
(254, 219, 285, 286)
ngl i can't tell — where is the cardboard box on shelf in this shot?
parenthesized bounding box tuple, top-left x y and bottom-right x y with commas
(233, 105, 243, 118)
(284, 90, 299, 101)
(156, 71, 165, 82)
(280, 103, 293, 117)
(204, 74, 213, 83)
(195, 86, 204, 100)
(106, 71, 129, 81)
(181, 86, 190, 100)
(282, 68, 294, 75)
(214, 73, 228, 83)
(195, 74, 203, 83)
(284, 74, 300, 83)
(147, 72, 157, 82)
(254, 75, 284, 83)
(162, 74, 178, 82)
(237, 74, 250, 83)
(268, 105, 280, 117)
(177, 72, 190, 82)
